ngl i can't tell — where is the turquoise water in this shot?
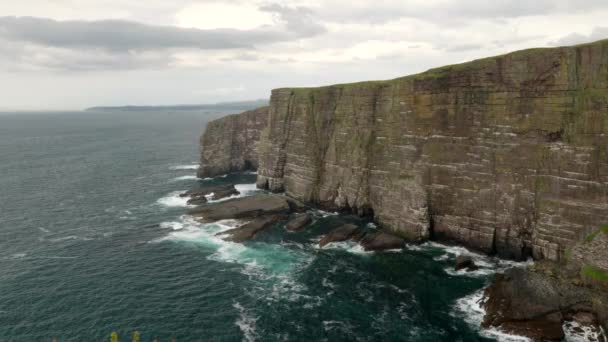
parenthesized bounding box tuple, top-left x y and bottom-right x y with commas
(0, 111, 516, 341)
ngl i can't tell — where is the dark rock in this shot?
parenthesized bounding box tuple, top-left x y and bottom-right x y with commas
(217, 215, 286, 242)
(454, 255, 479, 271)
(360, 232, 405, 251)
(188, 194, 291, 222)
(319, 224, 360, 248)
(482, 268, 601, 341)
(286, 213, 312, 232)
(181, 184, 239, 202)
(186, 196, 208, 206)
(285, 197, 308, 213)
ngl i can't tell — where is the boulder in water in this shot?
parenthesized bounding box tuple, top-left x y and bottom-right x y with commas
(189, 194, 291, 222)
(454, 255, 478, 271)
(181, 184, 239, 203)
(217, 214, 287, 242)
(286, 213, 312, 232)
(319, 224, 360, 247)
(360, 232, 405, 251)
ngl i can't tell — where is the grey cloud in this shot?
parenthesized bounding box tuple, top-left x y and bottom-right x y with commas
(0, 8, 325, 51)
(260, 4, 326, 37)
(444, 44, 483, 52)
(221, 52, 260, 62)
(550, 27, 608, 46)
(319, 0, 608, 25)
(0, 4, 326, 72)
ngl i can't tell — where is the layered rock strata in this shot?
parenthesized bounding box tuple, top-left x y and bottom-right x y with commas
(255, 40, 608, 261)
(198, 106, 269, 178)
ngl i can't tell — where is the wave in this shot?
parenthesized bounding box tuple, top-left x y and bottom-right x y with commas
(170, 175, 198, 182)
(563, 320, 606, 342)
(314, 240, 371, 255)
(158, 215, 318, 310)
(48, 235, 94, 243)
(169, 164, 199, 170)
(453, 290, 531, 342)
(156, 191, 192, 208)
(233, 302, 258, 342)
(407, 241, 533, 278)
(206, 183, 260, 203)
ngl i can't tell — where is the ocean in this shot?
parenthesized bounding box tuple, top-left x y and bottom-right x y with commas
(0, 110, 528, 341)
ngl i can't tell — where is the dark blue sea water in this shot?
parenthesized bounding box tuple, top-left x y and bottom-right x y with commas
(0, 110, 525, 341)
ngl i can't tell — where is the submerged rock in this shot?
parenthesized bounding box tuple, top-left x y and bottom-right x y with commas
(454, 255, 478, 272)
(319, 224, 360, 248)
(181, 184, 239, 204)
(360, 232, 405, 251)
(188, 194, 291, 222)
(218, 215, 286, 242)
(286, 213, 312, 232)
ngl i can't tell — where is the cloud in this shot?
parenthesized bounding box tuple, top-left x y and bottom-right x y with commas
(309, 0, 608, 25)
(550, 26, 608, 46)
(0, 13, 323, 51)
(444, 44, 483, 52)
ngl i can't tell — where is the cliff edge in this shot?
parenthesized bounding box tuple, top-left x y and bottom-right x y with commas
(197, 106, 269, 178)
(256, 40, 608, 262)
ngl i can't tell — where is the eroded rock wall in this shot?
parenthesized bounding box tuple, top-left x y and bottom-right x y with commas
(256, 41, 608, 261)
(198, 106, 269, 178)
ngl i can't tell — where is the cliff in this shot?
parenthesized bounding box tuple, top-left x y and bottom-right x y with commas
(197, 106, 269, 178)
(255, 39, 608, 262)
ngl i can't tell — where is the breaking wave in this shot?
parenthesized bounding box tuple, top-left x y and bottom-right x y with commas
(156, 191, 192, 208)
(453, 290, 531, 342)
(169, 164, 199, 170)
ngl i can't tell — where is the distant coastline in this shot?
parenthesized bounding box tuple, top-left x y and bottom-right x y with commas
(85, 99, 268, 112)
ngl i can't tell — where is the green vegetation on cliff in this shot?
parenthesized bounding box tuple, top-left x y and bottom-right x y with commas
(280, 38, 608, 93)
(582, 265, 608, 282)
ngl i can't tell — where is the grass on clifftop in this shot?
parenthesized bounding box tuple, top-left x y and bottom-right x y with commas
(582, 265, 608, 282)
(277, 38, 608, 93)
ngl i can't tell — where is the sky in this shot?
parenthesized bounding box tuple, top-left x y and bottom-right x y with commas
(1, 1, 607, 110)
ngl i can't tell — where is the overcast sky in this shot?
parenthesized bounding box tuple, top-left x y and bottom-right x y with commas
(1, 0, 607, 110)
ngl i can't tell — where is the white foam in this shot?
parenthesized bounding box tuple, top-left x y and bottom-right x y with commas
(38, 227, 51, 233)
(206, 183, 260, 203)
(453, 290, 531, 342)
(48, 235, 93, 243)
(314, 210, 339, 217)
(169, 164, 199, 170)
(410, 241, 533, 278)
(159, 221, 185, 230)
(170, 175, 198, 182)
(233, 302, 258, 342)
(156, 191, 192, 208)
(563, 320, 606, 342)
(315, 240, 371, 255)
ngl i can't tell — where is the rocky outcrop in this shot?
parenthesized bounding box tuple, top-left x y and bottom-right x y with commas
(360, 232, 405, 251)
(188, 194, 290, 222)
(319, 224, 362, 247)
(454, 255, 478, 271)
(286, 213, 312, 232)
(483, 266, 608, 341)
(217, 214, 286, 242)
(198, 106, 269, 178)
(256, 39, 608, 261)
(180, 184, 239, 205)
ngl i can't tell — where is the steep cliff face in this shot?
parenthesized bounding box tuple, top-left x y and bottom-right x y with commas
(198, 106, 269, 178)
(256, 40, 608, 261)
